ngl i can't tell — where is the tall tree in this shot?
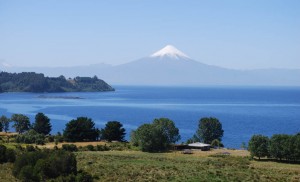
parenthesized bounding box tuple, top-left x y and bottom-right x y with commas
(196, 117, 224, 144)
(32, 113, 52, 135)
(248, 135, 269, 160)
(269, 134, 290, 161)
(0, 115, 10, 132)
(101, 121, 126, 142)
(11, 114, 31, 134)
(63, 117, 99, 142)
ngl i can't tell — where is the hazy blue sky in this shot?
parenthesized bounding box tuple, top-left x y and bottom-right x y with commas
(0, 0, 299, 69)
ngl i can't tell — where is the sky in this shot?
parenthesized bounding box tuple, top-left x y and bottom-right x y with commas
(0, 0, 299, 69)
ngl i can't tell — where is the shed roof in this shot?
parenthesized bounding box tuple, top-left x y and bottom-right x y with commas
(188, 142, 211, 147)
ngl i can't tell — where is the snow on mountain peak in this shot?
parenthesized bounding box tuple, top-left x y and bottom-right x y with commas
(150, 45, 190, 59)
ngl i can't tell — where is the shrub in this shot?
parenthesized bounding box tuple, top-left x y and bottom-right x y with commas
(62, 144, 78, 152)
(15, 129, 45, 145)
(76, 170, 93, 182)
(86, 145, 94, 151)
(26, 145, 36, 152)
(54, 132, 64, 143)
(46, 135, 55, 142)
(0, 145, 16, 163)
(0, 145, 6, 163)
(13, 150, 80, 181)
(96, 145, 110, 151)
(5, 148, 16, 162)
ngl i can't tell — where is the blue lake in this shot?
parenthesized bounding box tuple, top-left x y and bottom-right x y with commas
(0, 86, 300, 148)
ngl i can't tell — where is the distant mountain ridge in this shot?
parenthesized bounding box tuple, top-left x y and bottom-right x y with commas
(0, 72, 114, 93)
(1, 45, 300, 86)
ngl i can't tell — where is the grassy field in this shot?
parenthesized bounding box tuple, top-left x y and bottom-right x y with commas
(76, 150, 300, 182)
(1, 141, 300, 181)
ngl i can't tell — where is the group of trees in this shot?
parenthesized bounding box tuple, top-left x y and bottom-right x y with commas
(1, 112, 127, 144)
(3, 112, 225, 153)
(130, 117, 224, 152)
(131, 118, 180, 152)
(248, 133, 300, 161)
(0, 71, 114, 93)
(63, 118, 126, 142)
(0, 113, 52, 135)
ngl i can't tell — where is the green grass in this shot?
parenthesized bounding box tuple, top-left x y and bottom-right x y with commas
(76, 151, 300, 182)
(1, 150, 300, 181)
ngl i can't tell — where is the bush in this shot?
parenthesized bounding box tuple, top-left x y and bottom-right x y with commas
(0, 144, 16, 163)
(0, 144, 6, 163)
(26, 145, 36, 152)
(54, 132, 64, 143)
(96, 145, 110, 151)
(5, 148, 16, 162)
(62, 144, 78, 152)
(13, 150, 80, 181)
(46, 135, 55, 142)
(86, 145, 94, 151)
(15, 129, 45, 145)
(76, 170, 93, 182)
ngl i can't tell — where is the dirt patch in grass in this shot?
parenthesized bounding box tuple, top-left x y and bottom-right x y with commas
(178, 148, 250, 157)
(0, 132, 18, 137)
(40, 141, 107, 149)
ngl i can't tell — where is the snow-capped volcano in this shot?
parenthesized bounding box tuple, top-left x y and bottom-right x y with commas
(150, 45, 190, 59)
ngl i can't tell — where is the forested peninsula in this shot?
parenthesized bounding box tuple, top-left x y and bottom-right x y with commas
(0, 72, 114, 93)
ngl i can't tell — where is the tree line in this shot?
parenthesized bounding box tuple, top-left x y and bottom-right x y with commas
(1, 113, 225, 152)
(248, 133, 300, 161)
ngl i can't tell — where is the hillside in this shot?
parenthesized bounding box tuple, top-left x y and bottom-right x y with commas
(0, 72, 114, 93)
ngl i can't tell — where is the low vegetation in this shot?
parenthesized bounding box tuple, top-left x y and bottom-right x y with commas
(75, 151, 300, 182)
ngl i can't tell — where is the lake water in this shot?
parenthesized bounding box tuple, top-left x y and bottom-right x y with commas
(0, 86, 299, 148)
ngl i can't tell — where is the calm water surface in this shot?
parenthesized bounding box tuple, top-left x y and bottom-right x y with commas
(0, 86, 299, 148)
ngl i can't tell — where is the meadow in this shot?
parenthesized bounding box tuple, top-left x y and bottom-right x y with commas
(1, 143, 300, 182)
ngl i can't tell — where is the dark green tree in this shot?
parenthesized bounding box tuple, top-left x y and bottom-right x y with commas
(248, 135, 269, 160)
(196, 117, 224, 144)
(32, 113, 52, 135)
(63, 117, 99, 142)
(269, 134, 290, 161)
(101, 121, 126, 142)
(0, 115, 10, 132)
(11, 114, 31, 134)
(131, 118, 180, 152)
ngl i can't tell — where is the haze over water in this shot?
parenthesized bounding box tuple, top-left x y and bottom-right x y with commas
(0, 86, 299, 148)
